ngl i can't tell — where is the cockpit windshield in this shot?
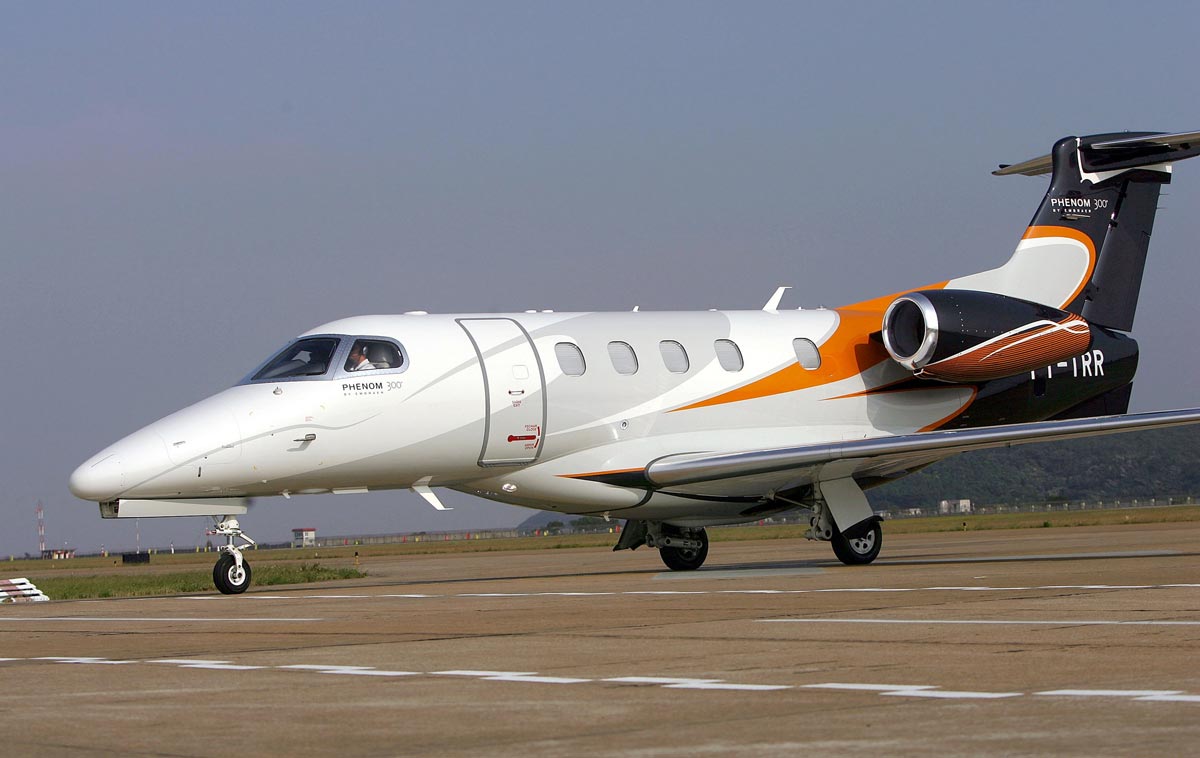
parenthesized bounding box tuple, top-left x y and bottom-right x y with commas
(252, 337, 340, 380)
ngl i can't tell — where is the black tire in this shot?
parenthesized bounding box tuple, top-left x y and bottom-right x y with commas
(213, 554, 252, 594)
(659, 528, 709, 571)
(831, 520, 882, 565)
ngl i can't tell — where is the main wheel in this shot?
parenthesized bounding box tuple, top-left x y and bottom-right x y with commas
(831, 520, 882, 565)
(213, 554, 252, 594)
(659, 528, 709, 571)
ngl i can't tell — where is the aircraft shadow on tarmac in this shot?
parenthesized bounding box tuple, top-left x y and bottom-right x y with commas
(286, 548, 1193, 594)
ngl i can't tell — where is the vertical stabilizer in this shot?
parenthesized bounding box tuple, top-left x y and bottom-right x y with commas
(950, 131, 1200, 331)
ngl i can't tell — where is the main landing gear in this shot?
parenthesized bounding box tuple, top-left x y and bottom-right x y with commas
(207, 516, 257, 594)
(614, 521, 710, 571)
(806, 500, 883, 565)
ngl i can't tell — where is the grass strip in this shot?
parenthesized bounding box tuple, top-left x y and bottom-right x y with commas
(32, 563, 366, 600)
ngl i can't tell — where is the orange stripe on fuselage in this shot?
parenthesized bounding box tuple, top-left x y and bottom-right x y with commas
(558, 468, 643, 480)
(670, 283, 949, 412)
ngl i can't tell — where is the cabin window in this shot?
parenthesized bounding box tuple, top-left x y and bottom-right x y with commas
(555, 342, 586, 376)
(659, 340, 690, 373)
(344, 339, 405, 372)
(607, 341, 639, 375)
(793, 338, 821, 370)
(714, 339, 744, 372)
(252, 337, 340, 380)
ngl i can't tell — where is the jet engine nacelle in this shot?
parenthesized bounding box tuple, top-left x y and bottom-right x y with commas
(881, 289, 1093, 382)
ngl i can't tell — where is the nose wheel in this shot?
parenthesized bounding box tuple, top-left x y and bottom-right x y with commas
(207, 516, 257, 594)
(213, 553, 252, 594)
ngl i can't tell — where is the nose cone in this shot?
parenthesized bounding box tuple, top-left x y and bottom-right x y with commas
(69, 428, 173, 502)
(69, 453, 124, 502)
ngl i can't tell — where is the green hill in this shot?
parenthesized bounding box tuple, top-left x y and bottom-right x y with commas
(515, 426, 1200, 525)
(866, 425, 1200, 510)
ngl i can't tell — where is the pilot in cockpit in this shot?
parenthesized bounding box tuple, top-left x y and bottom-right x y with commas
(346, 343, 374, 371)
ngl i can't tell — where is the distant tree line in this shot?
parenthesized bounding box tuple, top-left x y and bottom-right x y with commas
(867, 426, 1200, 510)
(516, 427, 1200, 528)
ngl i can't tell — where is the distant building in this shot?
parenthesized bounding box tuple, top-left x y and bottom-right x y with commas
(42, 548, 76, 560)
(292, 528, 317, 548)
(939, 499, 973, 515)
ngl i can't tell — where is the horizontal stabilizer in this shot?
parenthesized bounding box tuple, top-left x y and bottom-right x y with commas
(994, 130, 1200, 176)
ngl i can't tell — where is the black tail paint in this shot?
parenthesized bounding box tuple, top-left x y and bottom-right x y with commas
(1002, 131, 1200, 332)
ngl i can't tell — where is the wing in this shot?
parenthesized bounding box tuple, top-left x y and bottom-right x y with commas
(645, 408, 1200, 497)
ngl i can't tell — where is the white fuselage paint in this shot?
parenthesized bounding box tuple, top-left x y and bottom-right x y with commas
(70, 307, 974, 526)
(68, 163, 1119, 531)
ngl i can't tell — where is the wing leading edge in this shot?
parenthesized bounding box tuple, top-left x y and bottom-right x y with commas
(646, 408, 1200, 491)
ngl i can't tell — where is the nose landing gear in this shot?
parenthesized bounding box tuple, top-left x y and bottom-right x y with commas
(207, 516, 257, 594)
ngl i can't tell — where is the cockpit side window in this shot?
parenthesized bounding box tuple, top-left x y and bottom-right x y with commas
(345, 339, 405, 372)
(252, 337, 340, 381)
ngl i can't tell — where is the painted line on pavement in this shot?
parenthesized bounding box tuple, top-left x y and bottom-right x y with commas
(881, 689, 1022, 699)
(0, 616, 322, 622)
(758, 618, 1200, 626)
(2, 658, 1198, 704)
(876, 550, 1179, 565)
(169, 583, 1200, 603)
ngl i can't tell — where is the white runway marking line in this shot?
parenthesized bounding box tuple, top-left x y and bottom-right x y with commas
(882, 689, 1023, 699)
(483, 674, 593, 684)
(667, 682, 791, 691)
(149, 658, 267, 671)
(185, 583, 1200, 603)
(1135, 694, 1200, 703)
(1037, 689, 1184, 698)
(803, 683, 938, 692)
(603, 676, 791, 691)
(757, 618, 1200, 626)
(0, 616, 322, 623)
(278, 664, 418, 677)
(35, 656, 139, 665)
(433, 669, 537, 677)
(434, 669, 590, 684)
(803, 683, 1018, 699)
(4, 658, 1198, 702)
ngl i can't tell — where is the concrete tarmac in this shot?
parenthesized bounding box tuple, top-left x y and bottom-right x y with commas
(2, 522, 1198, 757)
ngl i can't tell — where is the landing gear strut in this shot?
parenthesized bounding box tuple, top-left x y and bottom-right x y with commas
(207, 516, 257, 594)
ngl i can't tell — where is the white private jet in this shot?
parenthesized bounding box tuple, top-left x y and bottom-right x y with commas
(71, 130, 1200, 594)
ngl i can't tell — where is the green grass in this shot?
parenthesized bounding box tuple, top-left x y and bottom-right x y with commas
(32, 562, 366, 600)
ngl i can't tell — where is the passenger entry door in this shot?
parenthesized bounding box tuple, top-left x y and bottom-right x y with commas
(457, 318, 547, 466)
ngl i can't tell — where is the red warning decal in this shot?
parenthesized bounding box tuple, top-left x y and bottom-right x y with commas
(507, 425, 542, 450)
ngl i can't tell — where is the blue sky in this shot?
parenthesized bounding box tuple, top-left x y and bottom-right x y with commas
(3, 1, 1199, 556)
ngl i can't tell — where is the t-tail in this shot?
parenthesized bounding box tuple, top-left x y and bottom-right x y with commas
(881, 130, 1200, 422)
(990, 130, 1200, 330)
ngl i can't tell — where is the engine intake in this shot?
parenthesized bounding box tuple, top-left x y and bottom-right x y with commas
(882, 290, 1093, 382)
